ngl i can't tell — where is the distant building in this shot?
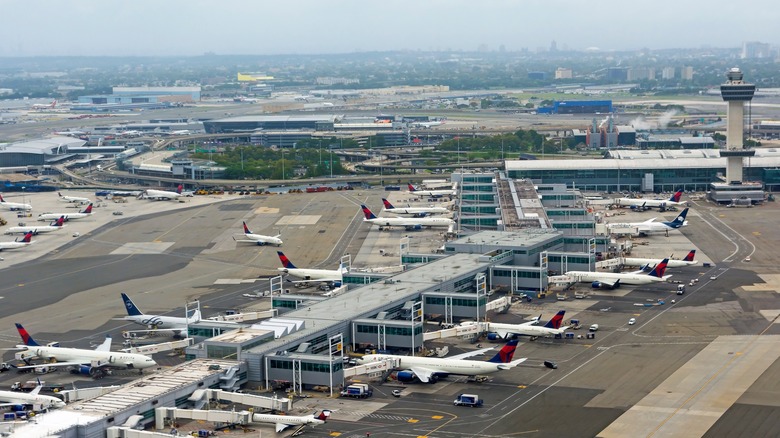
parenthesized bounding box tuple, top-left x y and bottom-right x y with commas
(528, 71, 548, 81)
(316, 77, 360, 86)
(112, 86, 200, 101)
(607, 67, 628, 81)
(741, 41, 772, 59)
(680, 66, 694, 81)
(661, 67, 676, 80)
(237, 73, 275, 82)
(555, 68, 573, 80)
(627, 67, 655, 81)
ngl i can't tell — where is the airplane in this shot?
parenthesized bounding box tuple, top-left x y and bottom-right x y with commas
(143, 184, 184, 200)
(252, 410, 331, 433)
(606, 208, 689, 236)
(357, 339, 525, 383)
(276, 251, 346, 286)
(53, 130, 87, 137)
(233, 221, 283, 246)
(0, 380, 66, 410)
(381, 198, 449, 217)
(612, 190, 686, 209)
(361, 205, 455, 231)
(411, 120, 445, 128)
(5, 216, 65, 235)
(0, 194, 32, 211)
(159, 130, 192, 136)
(467, 310, 568, 340)
(0, 231, 34, 251)
(117, 293, 202, 338)
(58, 192, 92, 205)
(407, 183, 457, 198)
(117, 130, 143, 138)
(622, 250, 698, 269)
(13, 323, 157, 378)
(38, 203, 93, 222)
(31, 99, 57, 110)
(564, 258, 671, 289)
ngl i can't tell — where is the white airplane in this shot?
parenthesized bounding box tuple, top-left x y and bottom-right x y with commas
(381, 198, 449, 217)
(0, 194, 32, 211)
(252, 410, 331, 433)
(361, 205, 454, 231)
(14, 323, 157, 378)
(53, 130, 87, 137)
(5, 216, 65, 235)
(0, 231, 33, 251)
(357, 340, 525, 383)
(606, 208, 689, 236)
(31, 99, 57, 110)
(117, 293, 203, 338)
(464, 311, 568, 340)
(233, 221, 283, 246)
(118, 130, 143, 138)
(407, 183, 457, 198)
(622, 250, 698, 268)
(564, 258, 671, 289)
(276, 251, 346, 286)
(613, 190, 686, 209)
(411, 120, 445, 128)
(58, 192, 92, 205)
(38, 203, 93, 222)
(0, 381, 65, 410)
(143, 184, 184, 200)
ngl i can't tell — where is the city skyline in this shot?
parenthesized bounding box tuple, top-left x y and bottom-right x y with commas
(1, 0, 778, 57)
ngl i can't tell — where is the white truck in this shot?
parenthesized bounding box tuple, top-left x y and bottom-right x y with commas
(454, 393, 483, 407)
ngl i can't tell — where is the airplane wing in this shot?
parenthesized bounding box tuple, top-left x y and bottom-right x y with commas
(448, 347, 496, 360)
(15, 361, 87, 370)
(409, 366, 438, 383)
(509, 358, 528, 367)
(275, 423, 292, 433)
(591, 277, 620, 288)
(232, 237, 259, 244)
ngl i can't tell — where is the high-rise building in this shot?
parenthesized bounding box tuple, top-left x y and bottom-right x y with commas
(555, 68, 573, 80)
(661, 67, 675, 80)
(680, 66, 694, 80)
(741, 41, 771, 59)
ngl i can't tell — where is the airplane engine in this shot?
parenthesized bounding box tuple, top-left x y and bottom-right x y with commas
(11, 404, 26, 412)
(591, 281, 606, 289)
(486, 333, 502, 341)
(396, 371, 416, 382)
(256, 241, 266, 246)
(405, 225, 423, 231)
(72, 365, 92, 375)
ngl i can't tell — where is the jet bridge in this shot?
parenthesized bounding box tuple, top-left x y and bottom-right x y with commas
(343, 358, 397, 378)
(154, 407, 252, 430)
(186, 388, 291, 412)
(423, 321, 482, 341)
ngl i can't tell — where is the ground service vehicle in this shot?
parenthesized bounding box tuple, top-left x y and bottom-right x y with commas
(589, 324, 599, 332)
(454, 393, 483, 407)
(340, 383, 373, 398)
(677, 284, 686, 295)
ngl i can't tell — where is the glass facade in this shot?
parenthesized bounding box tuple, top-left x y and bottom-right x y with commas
(424, 296, 487, 306)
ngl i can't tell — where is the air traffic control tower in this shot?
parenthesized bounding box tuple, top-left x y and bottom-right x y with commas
(711, 67, 765, 204)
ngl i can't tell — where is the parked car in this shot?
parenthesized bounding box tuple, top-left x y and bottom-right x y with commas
(628, 318, 636, 325)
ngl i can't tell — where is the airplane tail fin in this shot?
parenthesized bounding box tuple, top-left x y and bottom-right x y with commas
(82, 203, 93, 214)
(15, 323, 40, 347)
(277, 251, 297, 269)
(176, 184, 183, 194)
(648, 258, 669, 278)
(52, 216, 65, 227)
(543, 310, 566, 329)
(242, 221, 252, 234)
(30, 378, 43, 396)
(407, 183, 417, 192)
(684, 250, 696, 262)
(19, 231, 33, 243)
(58, 192, 63, 198)
(670, 190, 683, 202)
(361, 205, 377, 220)
(316, 410, 332, 421)
(121, 293, 144, 316)
(666, 208, 689, 228)
(51, 99, 57, 108)
(381, 198, 395, 209)
(487, 339, 519, 363)
(0, 194, 5, 202)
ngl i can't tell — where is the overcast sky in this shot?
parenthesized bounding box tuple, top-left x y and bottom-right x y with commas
(2, 0, 777, 57)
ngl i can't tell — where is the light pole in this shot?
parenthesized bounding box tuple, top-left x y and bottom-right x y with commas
(281, 147, 285, 181)
(329, 149, 333, 179)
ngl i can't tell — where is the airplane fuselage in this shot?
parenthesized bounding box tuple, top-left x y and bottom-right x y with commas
(60, 196, 91, 204)
(18, 346, 156, 369)
(278, 267, 343, 282)
(360, 355, 508, 377)
(251, 413, 325, 429)
(623, 257, 696, 268)
(565, 271, 668, 285)
(409, 189, 456, 198)
(5, 225, 62, 235)
(0, 390, 65, 409)
(244, 233, 283, 246)
(384, 207, 449, 216)
(365, 217, 454, 228)
(0, 202, 32, 211)
(38, 212, 91, 221)
(485, 322, 566, 338)
(613, 198, 684, 208)
(145, 189, 181, 200)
